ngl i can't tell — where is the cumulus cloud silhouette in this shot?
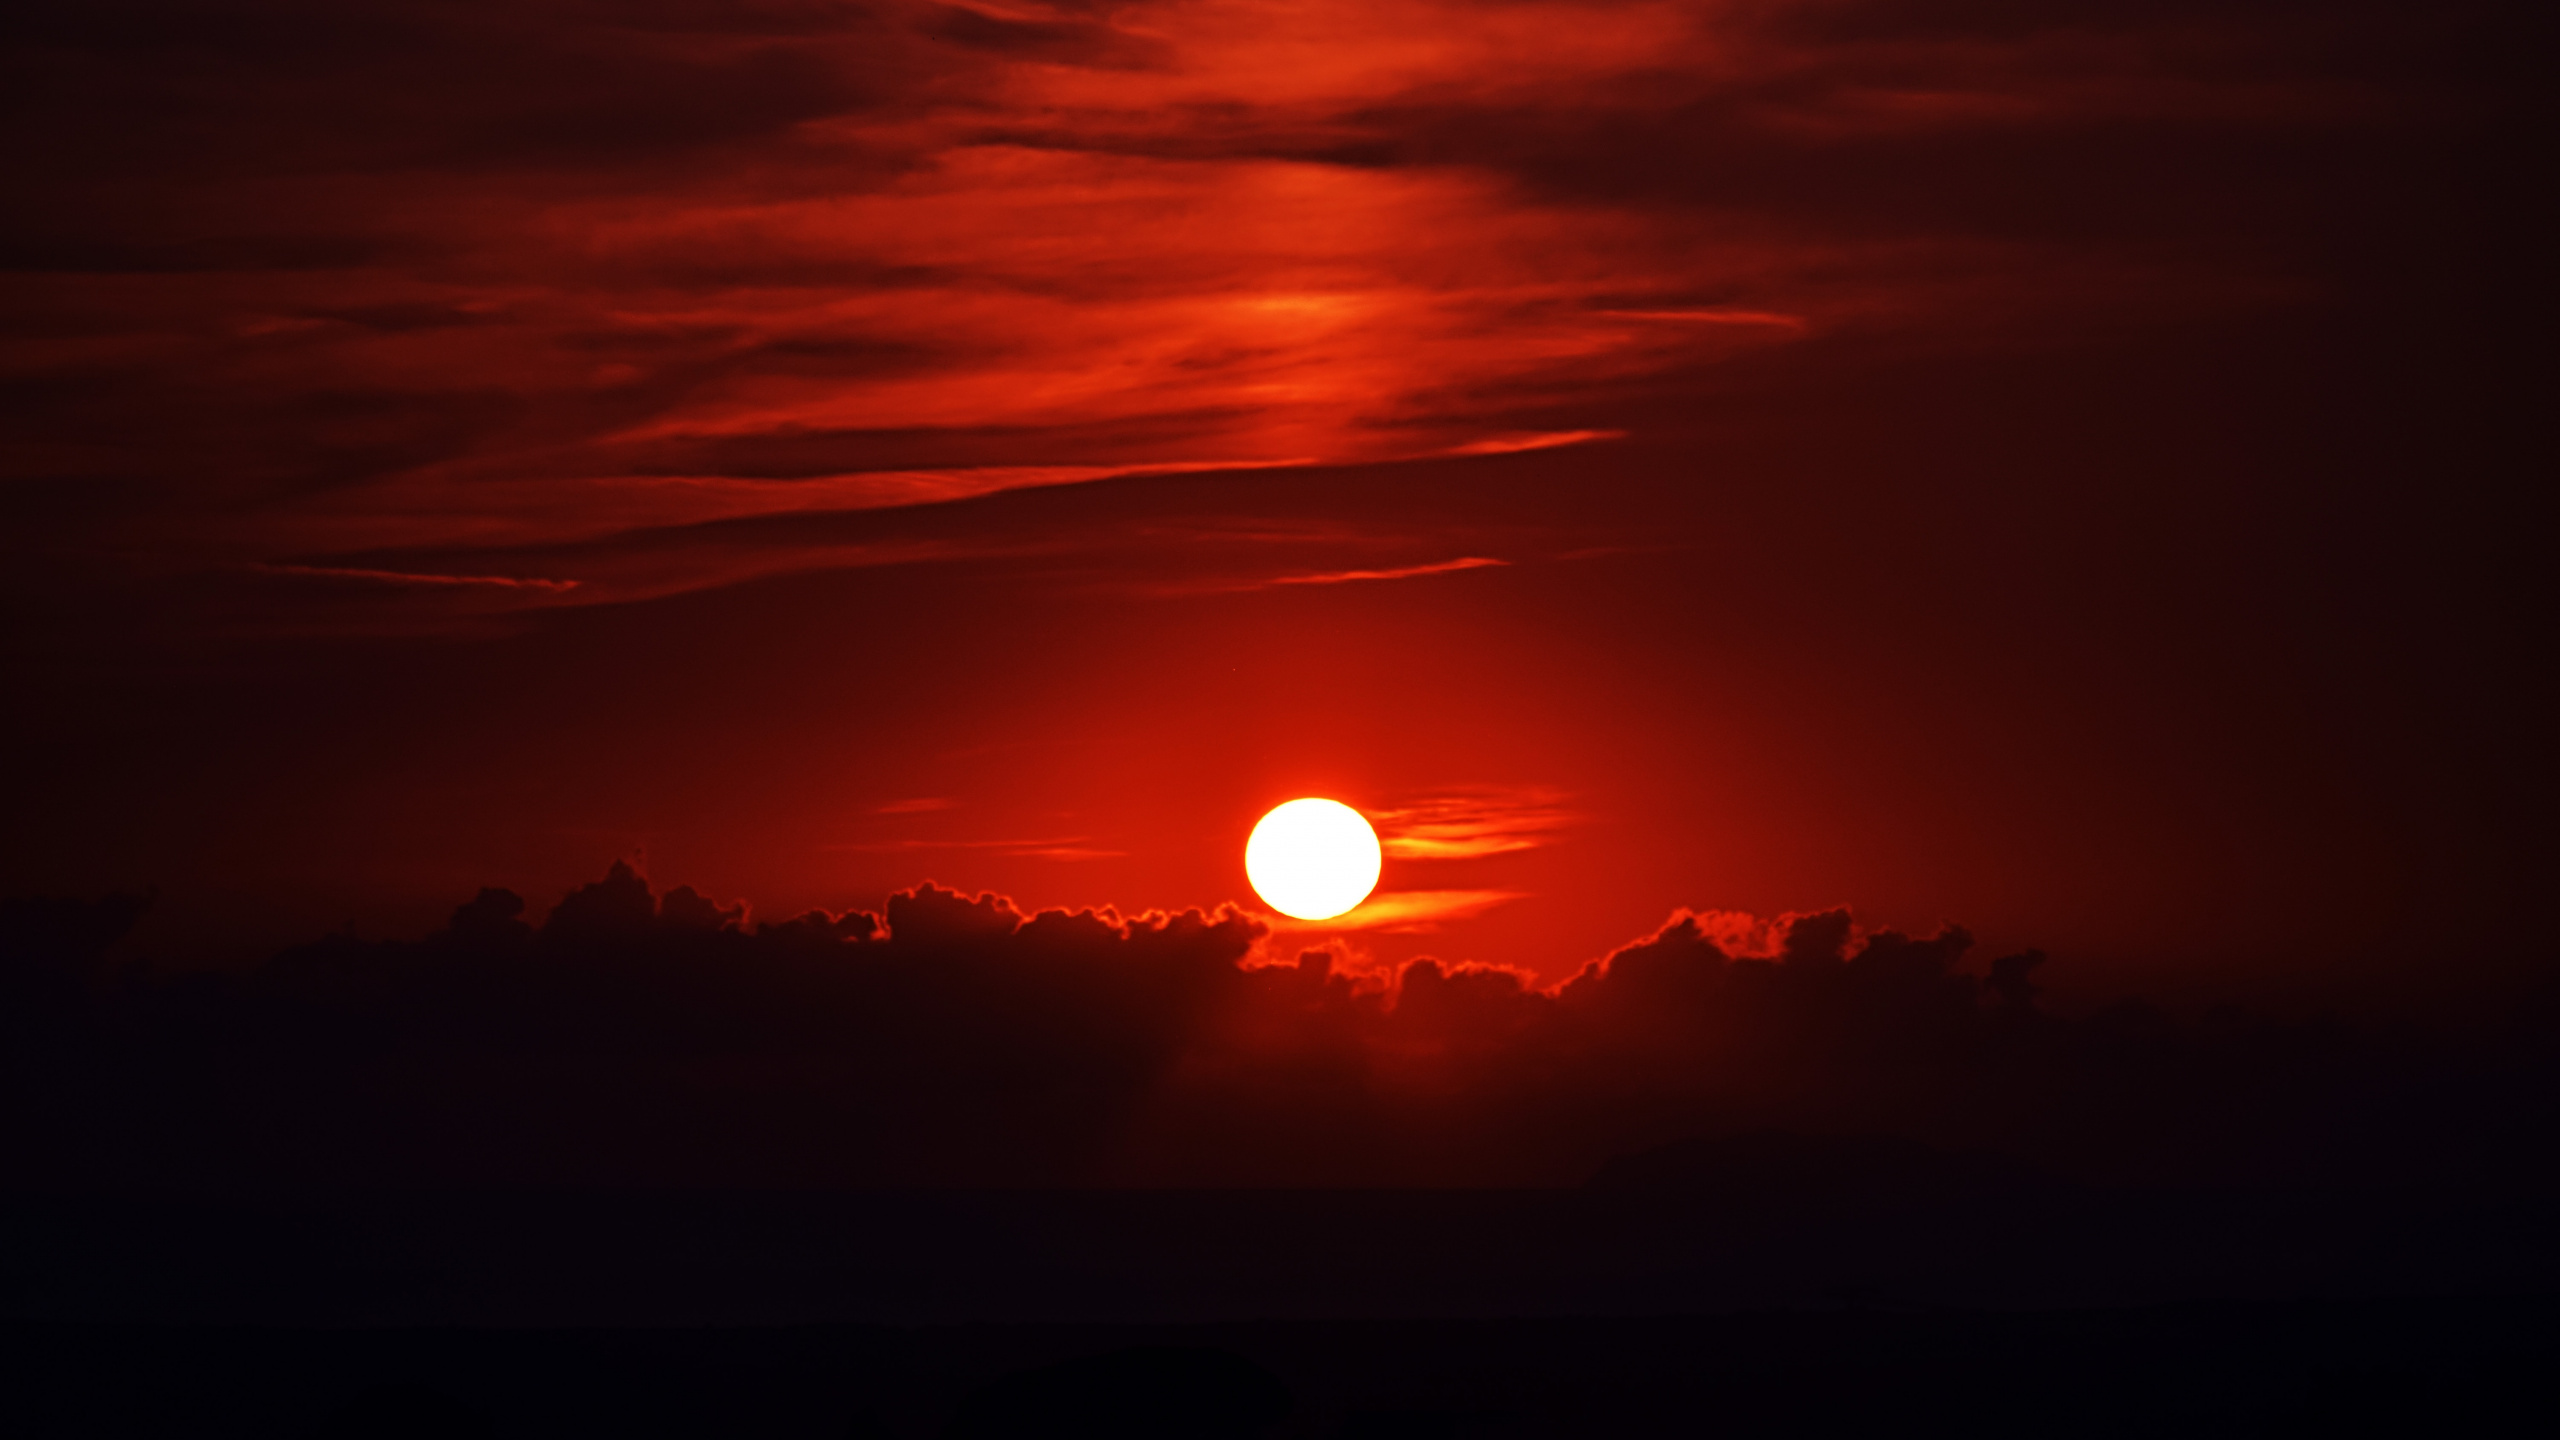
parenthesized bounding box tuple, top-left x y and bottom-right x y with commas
(5, 864, 2553, 1193)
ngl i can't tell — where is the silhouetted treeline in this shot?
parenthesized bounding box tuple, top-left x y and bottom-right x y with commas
(4, 865, 2554, 1190)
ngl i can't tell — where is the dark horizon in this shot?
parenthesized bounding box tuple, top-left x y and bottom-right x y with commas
(11, 857, 2554, 1194)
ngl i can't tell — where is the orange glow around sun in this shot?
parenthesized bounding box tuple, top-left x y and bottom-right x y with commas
(1245, 799, 1384, 920)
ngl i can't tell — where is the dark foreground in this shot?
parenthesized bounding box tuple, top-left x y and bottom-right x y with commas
(9, 1298, 2556, 1438)
(6, 1183, 2555, 1436)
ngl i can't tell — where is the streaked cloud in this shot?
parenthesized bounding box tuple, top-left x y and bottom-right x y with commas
(1374, 787, 1577, 861)
(5, 0, 2398, 636)
(1257, 556, 1509, 589)
(1593, 309, 1806, 329)
(1443, 429, 1626, 457)
(1266, 888, 1528, 933)
(248, 562, 580, 593)
(1142, 555, 1508, 598)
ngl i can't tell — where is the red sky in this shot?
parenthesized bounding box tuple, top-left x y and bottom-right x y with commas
(2, 1, 2541, 1014)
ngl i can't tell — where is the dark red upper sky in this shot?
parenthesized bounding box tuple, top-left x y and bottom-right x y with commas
(2, 0, 2541, 1013)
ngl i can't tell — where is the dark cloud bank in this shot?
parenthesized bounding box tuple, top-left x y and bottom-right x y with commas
(11, 870, 2557, 1432)
(8, 864, 2553, 1193)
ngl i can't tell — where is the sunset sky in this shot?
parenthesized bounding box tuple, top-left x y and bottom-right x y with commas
(3, 0, 2539, 1023)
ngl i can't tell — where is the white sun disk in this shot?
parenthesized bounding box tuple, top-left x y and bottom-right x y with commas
(1246, 798, 1383, 921)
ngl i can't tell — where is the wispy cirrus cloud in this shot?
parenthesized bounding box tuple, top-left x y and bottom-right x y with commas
(1265, 557, 1506, 587)
(1151, 555, 1510, 598)
(1442, 428, 1626, 457)
(1265, 888, 1528, 933)
(5, 0, 2408, 637)
(1592, 309, 1806, 329)
(247, 562, 580, 592)
(1374, 787, 1577, 861)
(260, 457, 1325, 558)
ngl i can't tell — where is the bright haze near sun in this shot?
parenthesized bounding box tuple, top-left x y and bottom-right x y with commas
(1246, 800, 1383, 922)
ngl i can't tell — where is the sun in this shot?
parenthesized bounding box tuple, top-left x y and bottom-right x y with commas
(1246, 798, 1383, 921)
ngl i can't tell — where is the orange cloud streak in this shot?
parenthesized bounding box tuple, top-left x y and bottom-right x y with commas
(1266, 888, 1529, 933)
(1375, 788, 1578, 861)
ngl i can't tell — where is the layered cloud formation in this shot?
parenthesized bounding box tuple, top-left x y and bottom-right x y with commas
(7, 0, 2506, 624)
